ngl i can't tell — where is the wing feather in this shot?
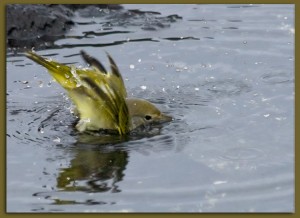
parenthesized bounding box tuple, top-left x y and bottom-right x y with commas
(26, 51, 130, 134)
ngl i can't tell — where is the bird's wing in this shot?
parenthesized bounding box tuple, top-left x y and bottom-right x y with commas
(26, 51, 130, 135)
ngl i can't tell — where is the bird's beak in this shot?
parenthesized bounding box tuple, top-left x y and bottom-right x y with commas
(159, 113, 173, 123)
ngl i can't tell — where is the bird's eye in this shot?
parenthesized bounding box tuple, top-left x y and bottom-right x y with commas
(145, 115, 152, 121)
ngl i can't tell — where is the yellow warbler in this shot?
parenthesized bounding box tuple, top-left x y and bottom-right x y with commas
(26, 50, 172, 135)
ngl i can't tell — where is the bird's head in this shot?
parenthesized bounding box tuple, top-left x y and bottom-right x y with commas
(126, 98, 172, 130)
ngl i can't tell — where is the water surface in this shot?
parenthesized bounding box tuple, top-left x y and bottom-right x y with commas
(6, 4, 294, 212)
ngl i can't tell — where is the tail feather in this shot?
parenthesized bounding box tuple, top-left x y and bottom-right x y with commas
(26, 51, 77, 89)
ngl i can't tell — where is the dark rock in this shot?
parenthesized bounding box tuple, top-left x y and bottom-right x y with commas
(7, 4, 74, 50)
(6, 4, 123, 51)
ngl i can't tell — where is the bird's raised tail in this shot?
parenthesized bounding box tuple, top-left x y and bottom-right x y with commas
(26, 51, 78, 90)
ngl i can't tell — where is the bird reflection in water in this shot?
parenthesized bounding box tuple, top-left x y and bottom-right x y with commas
(56, 139, 129, 193)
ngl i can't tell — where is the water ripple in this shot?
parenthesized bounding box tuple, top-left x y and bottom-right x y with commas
(261, 71, 294, 85)
(220, 147, 264, 161)
(203, 79, 252, 98)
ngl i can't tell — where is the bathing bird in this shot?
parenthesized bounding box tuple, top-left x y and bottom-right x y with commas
(26, 50, 172, 135)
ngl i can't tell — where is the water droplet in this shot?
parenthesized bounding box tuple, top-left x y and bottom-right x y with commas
(53, 137, 61, 143)
(213, 180, 227, 185)
(261, 97, 269, 102)
(38, 81, 43, 87)
(215, 107, 221, 115)
(71, 66, 82, 87)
